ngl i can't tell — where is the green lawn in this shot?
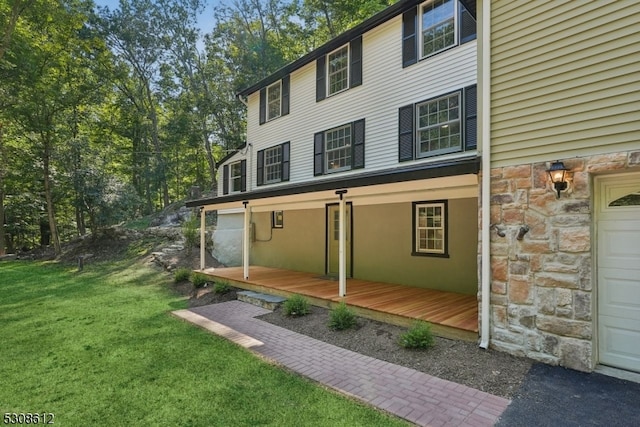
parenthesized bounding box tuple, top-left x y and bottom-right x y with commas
(0, 260, 407, 426)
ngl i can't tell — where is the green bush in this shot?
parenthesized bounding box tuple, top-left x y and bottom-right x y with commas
(213, 281, 231, 294)
(328, 301, 356, 330)
(398, 321, 434, 349)
(190, 272, 209, 288)
(174, 267, 191, 283)
(182, 215, 199, 254)
(282, 294, 310, 317)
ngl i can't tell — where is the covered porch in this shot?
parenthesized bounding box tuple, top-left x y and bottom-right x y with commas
(200, 265, 479, 341)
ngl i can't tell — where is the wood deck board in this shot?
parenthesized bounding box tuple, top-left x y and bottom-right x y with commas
(200, 266, 478, 335)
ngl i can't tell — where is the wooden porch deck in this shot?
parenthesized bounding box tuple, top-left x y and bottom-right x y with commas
(200, 266, 479, 341)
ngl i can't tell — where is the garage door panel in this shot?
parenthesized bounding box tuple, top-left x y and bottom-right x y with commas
(598, 221, 640, 268)
(599, 268, 640, 320)
(598, 318, 640, 372)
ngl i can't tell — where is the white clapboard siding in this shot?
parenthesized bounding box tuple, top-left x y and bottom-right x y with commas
(231, 13, 477, 192)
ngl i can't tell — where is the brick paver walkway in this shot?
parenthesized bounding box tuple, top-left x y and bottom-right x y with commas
(173, 301, 510, 426)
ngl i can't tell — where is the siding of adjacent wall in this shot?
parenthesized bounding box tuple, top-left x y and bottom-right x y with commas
(490, 0, 640, 167)
(237, 15, 477, 191)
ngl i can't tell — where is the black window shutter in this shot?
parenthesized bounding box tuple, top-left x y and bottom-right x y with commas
(402, 7, 418, 68)
(464, 85, 477, 151)
(398, 104, 415, 162)
(352, 119, 365, 169)
(223, 164, 229, 195)
(256, 149, 264, 186)
(282, 141, 290, 181)
(350, 36, 363, 88)
(460, 3, 477, 44)
(314, 132, 324, 176)
(240, 159, 247, 192)
(281, 76, 290, 116)
(316, 56, 326, 102)
(259, 88, 266, 125)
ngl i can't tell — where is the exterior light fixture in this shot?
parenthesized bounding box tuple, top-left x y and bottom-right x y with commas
(547, 161, 568, 198)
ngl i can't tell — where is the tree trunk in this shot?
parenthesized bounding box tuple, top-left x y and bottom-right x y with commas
(42, 134, 61, 254)
(0, 122, 6, 255)
(147, 94, 170, 208)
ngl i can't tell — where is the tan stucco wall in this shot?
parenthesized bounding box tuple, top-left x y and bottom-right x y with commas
(352, 199, 478, 295)
(250, 199, 478, 295)
(250, 209, 325, 274)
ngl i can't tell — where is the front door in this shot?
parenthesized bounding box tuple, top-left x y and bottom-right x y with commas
(327, 203, 352, 277)
(597, 172, 640, 373)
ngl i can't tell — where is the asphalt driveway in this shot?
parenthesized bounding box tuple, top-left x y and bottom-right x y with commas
(496, 363, 640, 426)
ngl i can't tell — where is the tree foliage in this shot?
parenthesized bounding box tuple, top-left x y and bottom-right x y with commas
(0, 0, 394, 254)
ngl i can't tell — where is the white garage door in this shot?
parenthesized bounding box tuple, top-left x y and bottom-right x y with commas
(597, 172, 640, 373)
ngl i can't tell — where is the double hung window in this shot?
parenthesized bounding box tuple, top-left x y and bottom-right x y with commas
(229, 161, 243, 193)
(266, 81, 281, 121)
(416, 92, 461, 157)
(327, 46, 349, 96)
(413, 201, 448, 256)
(421, 0, 456, 58)
(325, 125, 352, 173)
(256, 142, 290, 186)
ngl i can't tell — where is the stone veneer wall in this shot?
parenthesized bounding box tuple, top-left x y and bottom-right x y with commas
(484, 150, 640, 372)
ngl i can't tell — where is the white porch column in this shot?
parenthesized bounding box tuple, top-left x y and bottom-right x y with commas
(200, 207, 206, 271)
(336, 190, 347, 297)
(242, 201, 250, 279)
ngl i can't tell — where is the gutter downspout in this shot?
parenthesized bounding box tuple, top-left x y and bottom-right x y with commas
(237, 94, 248, 107)
(480, 0, 491, 349)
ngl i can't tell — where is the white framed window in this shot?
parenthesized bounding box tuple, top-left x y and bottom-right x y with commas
(327, 45, 349, 96)
(325, 125, 352, 173)
(229, 161, 243, 193)
(414, 201, 447, 256)
(416, 92, 461, 158)
(264, 145, 282, 184)
(266, 81, 281, 121)
(421, 0, 457, 58)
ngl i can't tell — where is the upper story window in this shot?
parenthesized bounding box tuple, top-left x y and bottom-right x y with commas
(421, 0, 456, 58)
(230, 161, 243, 193)
(222, 159, 247, 195)
(256, 142, 290, 186)
(402, 0, 476, 68)
(325, 125, 352, 172)
(398, 85, 476, 162)
(328, 45, 349, 96)
(259, 76, 289, 125)
(316, 36, 362, 102)
(417, 92, 460, 157)
(314, 119, 365, 176)
(267, 81, 282, 121)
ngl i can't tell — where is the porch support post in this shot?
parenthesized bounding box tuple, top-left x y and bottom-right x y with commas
(243, 201, 250, 279)
(200, 207, 206, 271)
(336, 190, 348, 297)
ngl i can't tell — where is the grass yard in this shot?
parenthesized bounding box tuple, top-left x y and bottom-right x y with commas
(0, 260, 407, 426)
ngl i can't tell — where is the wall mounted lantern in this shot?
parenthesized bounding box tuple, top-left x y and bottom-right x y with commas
(547, 161, 568, 198)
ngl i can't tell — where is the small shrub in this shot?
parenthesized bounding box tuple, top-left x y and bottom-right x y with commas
(328, 301, 356, 330)
(174, 267, 191, 283)
(213, 281, 231, 294)
(398, 321, 434, 349)
(182, 216, 199, 254)
(190, 272, 209, 288)
(282, 294, 310, 317)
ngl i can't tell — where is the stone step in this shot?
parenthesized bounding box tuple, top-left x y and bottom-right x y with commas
(237, 291, 286, 311)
